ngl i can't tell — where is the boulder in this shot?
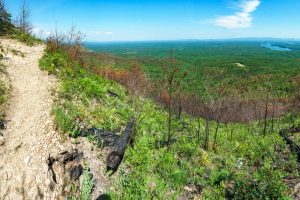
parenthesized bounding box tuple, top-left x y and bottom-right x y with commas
(70, 165, 83, 181)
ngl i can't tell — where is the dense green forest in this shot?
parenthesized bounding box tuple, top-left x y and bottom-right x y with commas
(85, 41, 300, 99)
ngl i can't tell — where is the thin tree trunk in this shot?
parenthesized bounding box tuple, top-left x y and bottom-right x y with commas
(263, 89, 269, 135)
(271, 98, 276, 132)
(203, 119, 210, 150)
(213, 121, 220, 149)
(177, 95, 182, 120)
(197, 118, 201, 143)
(167, 86, 172, 146)
(167, 102, 172, 145)
(253, 102, 258, 121)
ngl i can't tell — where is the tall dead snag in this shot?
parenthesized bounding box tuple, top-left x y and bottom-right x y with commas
(212, 87, 226, 149)
(270, 85, 277, 133)
(175, 74, 187, 120)
(165, 50, 176, 147)
(106, 118, 136, 173)
(17, 0, 32, 34)
(198, 98, 214, 150)
(263, 86, 269, 135)
(213, 120, 220, 149)
(126, 62, 153, 137)
(177, 92, 183, 120)
(204, 117, 210, 150)
(160, 49, 187, 147)
(199, 73, 225, 150)
(196, 118, 201, 143)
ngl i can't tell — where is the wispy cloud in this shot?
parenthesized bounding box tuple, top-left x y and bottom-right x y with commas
(32, 27, 51, 38)
(212, 0, 261, 29)
(86, 31, 114, 36)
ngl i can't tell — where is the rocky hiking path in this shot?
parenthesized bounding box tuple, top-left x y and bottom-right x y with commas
(0, 39, 107, 200)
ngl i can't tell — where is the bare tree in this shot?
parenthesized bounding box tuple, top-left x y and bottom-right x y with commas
(263, 86, 269, 135)
(160, 49, 187, 147)
(66, 25, 85, 63)
(46, 24, 65, 53)
(174, 74, 187, 120)
(196, 118, 201, 143)
(198, 97, 214, 150)
(199, 73, 225, 150)
(270, 85, 276, 133)
(162, 49, 177, 146)
(212, 88, 226, 149)
(17, 0, 32, 33)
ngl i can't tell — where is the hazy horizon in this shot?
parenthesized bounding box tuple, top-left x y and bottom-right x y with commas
(5, 0, 300, 41)
(84, 37, 300, 43)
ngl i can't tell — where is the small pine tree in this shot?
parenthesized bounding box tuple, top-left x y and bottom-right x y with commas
(0, 0, 13, 36)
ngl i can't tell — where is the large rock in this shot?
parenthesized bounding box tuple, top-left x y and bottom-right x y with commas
(70, 165, 83, 181)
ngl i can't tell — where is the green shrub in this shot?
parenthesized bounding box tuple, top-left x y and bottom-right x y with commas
(11, 28, 42, 46)
(80, 165, 94, 200)
(53, 103, 81, 137)
(233, 168, 287, 200)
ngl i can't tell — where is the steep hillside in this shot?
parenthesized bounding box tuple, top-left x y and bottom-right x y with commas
(39, 41, 300, 199)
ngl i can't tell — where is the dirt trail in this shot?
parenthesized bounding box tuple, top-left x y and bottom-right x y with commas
(0, 38, 66, 199)
(0, 39, 108, 199)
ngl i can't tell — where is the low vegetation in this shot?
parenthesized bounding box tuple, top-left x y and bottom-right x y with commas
(39, 31, 300, 199)
(11, 28, 42, 46)
(67, 164, 94, 200)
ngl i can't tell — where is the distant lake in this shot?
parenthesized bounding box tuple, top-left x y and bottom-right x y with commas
(261, 43, 291, 51)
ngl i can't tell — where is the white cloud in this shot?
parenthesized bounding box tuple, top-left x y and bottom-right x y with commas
(212, 0, 261, 29)
(104, 31, 113, 35)
(32, 27, 51, 39)
(86, 31, 114, 36)
(83, 30, 114, 41)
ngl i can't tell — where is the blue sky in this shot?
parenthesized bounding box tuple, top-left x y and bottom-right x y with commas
(5, 0, 300, 41)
